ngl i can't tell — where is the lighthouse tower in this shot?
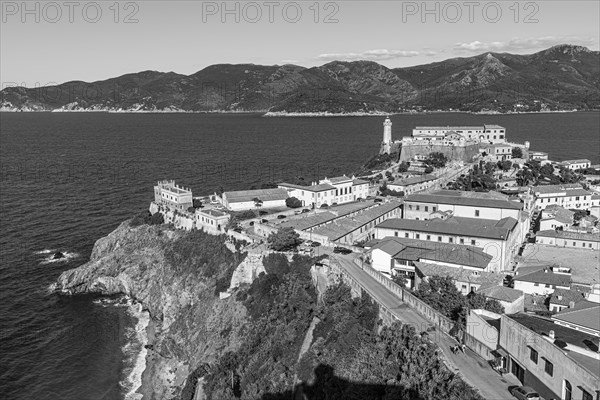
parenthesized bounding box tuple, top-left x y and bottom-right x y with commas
(380, 116, 393, 154)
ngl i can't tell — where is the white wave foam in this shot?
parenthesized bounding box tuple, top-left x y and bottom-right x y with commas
(39, 251, 79, 264)
(34, 249, 55, 254)
(121, 301, 149, 400)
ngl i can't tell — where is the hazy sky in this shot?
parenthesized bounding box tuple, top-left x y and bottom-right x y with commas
(1, 1, 599, 86)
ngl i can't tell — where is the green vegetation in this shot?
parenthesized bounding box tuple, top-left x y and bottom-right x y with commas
(355, 151, 400, 175)
(511, 147, 523, 159)
(285, 196, 303, 208)
(397, 161, 410, 173)
(516, 160, 584, 186)
(130, 210, 164, 227)
(267, 227, 302, 251)
(414, 275, 505, 324)
(423, 152, 448, 169)
(379, 182, 404, 197)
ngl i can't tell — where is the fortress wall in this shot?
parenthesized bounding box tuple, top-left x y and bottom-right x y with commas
(400, 143, 481, 163)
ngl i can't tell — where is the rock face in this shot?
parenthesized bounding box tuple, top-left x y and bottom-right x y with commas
(53, 221, 249, 400)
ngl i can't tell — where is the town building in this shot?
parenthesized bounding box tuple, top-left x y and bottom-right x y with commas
(278, 175, 369, 208)
(482, 143, 513, 161)
(465, 309, 502, 361)
(536, 230, 600, 250)
(532, 184, 593, 211)
(548, 288, 587, 313)
(556, 159, 592, 171)
(538, 205, 574, 231)
(411, 125, 507, 143)
(217, 188, 289, 211)
(375, 216, 522, 272)
(403, 190, 525, 221)
(512, 266, 571, 295)
(195, 209, 230, 233)
(414, 262, 503, 295)
(499, 313, 599, 400)
(551, 298, 600, 337)
(529, 151, 549, 161)
(477, 285, 525, 314)
(386, 174, 437, 195)
(368, 236, 493, 287)
(154, 180, 193, 211)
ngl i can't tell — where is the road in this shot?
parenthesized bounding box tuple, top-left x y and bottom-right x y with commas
(334, 254, 520, 400)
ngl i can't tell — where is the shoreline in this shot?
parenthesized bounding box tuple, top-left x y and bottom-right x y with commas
(136, 312, 157, 400)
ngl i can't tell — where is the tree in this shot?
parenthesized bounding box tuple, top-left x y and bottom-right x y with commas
(497, 160, 513, 171)
(414, 275, 467, 321)
(267, 227, 302, 251)
(285, 196, 303, 208)
(511, 147, 523, 159)
(424, 166, 434, 174)
(192, 198, 203, 208)
(397, 161, 410, 173)
(252, 197, 263, 209)
(424, 152, 448, 169)
(392, 274, 407, 287)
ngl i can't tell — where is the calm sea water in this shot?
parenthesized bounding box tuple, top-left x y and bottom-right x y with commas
(0, 111, 598, 400)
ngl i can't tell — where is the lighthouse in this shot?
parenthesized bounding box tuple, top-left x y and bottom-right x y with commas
(380, 116, 393, 154)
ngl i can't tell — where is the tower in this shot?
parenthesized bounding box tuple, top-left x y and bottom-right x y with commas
(380, 116, 393, 154)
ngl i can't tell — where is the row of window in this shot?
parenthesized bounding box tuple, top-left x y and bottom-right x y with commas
(529, 347, 553, 376)
(540, 239, 595, 248)
(538, 196, 589, 202)
(408, 204, 438, 212)
(393, 231, 476, 245)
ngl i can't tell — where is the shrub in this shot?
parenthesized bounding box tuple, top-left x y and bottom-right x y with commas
(512, 147, 523, 159)
(285, 196, 303, 208)
(267, 227, 302, 251)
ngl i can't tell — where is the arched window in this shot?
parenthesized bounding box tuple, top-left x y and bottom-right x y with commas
(564, 380, 572, 400)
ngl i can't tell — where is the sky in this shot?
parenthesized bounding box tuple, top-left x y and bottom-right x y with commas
(1, 0, 599, 87)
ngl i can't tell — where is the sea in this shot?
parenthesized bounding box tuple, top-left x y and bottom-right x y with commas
(0, 111, 598, 400)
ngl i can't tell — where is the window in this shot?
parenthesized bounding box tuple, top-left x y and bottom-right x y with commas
(409, 205, 413, 210)
(471, 240, 476, 246)
(425, 206, 429, 212)
(529, 347, 538, 364)
(426, 235, 431, 240)
(416, 205, 420, 211)
(564, 380, 572, 400)
(405, 233, 409, 238)
(394, 232, 398, 237)
(432, 207, 437, 212)
(581, 389, 592, 400)
(416, 234, 420, 239)
(573, 242, 576, 246)
(438, 236, 442, 242)
(475, 210, 480, 217)
(460, 238, 464, 244)
(449, 238, 453, 243)
(544, 359, 553, 376)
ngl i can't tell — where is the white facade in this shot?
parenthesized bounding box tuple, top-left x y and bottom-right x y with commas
(195, 209, 230, 233)
(483, 144, 513, 161)
(279, 176, 369, 208)
(412, 124, 506, 143)
(154, 180, 193, 211)
(558, 159, 591, 171)
(532, 185, 593, 211)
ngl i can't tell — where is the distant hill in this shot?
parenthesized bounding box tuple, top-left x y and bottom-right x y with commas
(2, 44, 599, 113)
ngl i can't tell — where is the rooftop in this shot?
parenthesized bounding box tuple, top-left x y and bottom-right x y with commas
(198, 209, 229, 218)
(541, 205, 574, 224)
(478, 285, 524, 303)
(372, 236, 492, 269)
(414, 126, 485, 131)
(405, 190, 523, 210)
(508, 313, 600, 377)
(537, 229, 600, 242)
(377, 216, 518, 240)
(552, 301, 600, 334)
(532, 183, 587, 195)
(389, 174, 437, 187)
(309, 202, 402, 241)
(323, 175, 353, 184)
(559, 159, 592, 165)
(415, 262, 503, 287)
(223, 188, 289, 203)
(513, 267, 571, 287)
(519, 245, 600, 287)
(278, 182, 336, 192)
(549, 288, 586, 306)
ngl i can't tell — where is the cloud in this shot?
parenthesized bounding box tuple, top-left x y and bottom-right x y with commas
(316, 49, 426, 62)
(454, 36, 598, 53)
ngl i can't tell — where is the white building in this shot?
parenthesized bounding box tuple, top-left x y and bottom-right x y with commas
(512, 266, 571, 295)
(532, 184, 593, 211)
(482, 143, 513, 161)
(375, 216, 522, 272)
(529, 151, 549, 161)
(219, 188, 288, 211)
(536, 230, 600, 251)
(412, 124, 506, 143)
(154, 180, 193, 211)
(387, 174, 437, 195)
(557, 159, 591, 171)
(195, 209, 230, 233)
(279, 175, 369, 208)
(403, 190, 525, 221)
(538, 205, 574, 231)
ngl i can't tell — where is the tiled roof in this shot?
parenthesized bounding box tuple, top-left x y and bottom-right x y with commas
(541, 205, 574, 224)
(414, 126, 484, 130)
(352, 178, 369, 186)
(513, 268, 571, 287)
(478, 285, 524, 303)
(484, 124, 505, 130)
(552, 301, 600, 334)
(278, 182, 335, 192)
(199, 209, 229, 218)
(224, 188, 288, 203)
(560, 159, 591, 165)
(405, 190, 523, 210)
(377, 216, 518, 240)
(537, 230, 600, 242)
(549, 288, 586, 306)
(532, 184, 586, 195)
(324, 175, 352, 184)
(389, 174, 437, 187)
(371, 236, 492, 269)
(414, 262, 503, 287)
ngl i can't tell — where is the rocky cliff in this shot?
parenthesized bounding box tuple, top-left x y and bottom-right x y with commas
(53, 221, 250, 400)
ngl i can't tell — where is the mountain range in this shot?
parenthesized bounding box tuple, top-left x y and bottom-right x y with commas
(2, 44, 599, 113)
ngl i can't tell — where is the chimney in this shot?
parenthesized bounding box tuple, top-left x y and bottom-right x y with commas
(557, 295, 563, 301)
(569, 301, 575, 309)
(549, 330, 555, 339)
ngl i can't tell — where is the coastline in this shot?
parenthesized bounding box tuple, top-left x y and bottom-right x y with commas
(137, 316, 157, 400)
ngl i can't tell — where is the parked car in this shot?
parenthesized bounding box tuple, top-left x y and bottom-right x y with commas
(510, 386, 541, 400)
(249, 221, 254, 226)
(301, 209, 310, 213)
(310, 242, 321, 247)
(294, 210, 302, 215)
(233, 227, 243, 233)
(333, 246, 352, 254)
(261, 219, 268, 223)
(277, 214, 287, 219)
